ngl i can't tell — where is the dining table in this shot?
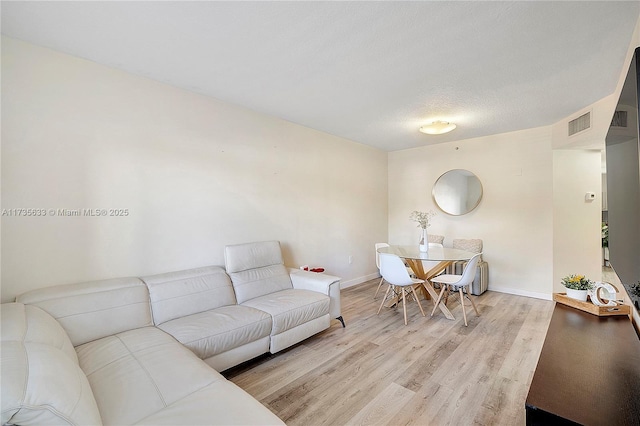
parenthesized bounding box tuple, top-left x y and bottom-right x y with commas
(376, 245, 477, 320)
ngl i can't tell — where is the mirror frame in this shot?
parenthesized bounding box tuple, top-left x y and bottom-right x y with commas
(432, 169, 483, 216)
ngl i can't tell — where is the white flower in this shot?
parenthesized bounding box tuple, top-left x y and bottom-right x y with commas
(409, 210, 436, 229)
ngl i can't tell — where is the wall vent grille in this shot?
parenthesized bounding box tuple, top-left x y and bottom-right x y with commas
(611, 110, 628, 128)
(568, 112, 591, 136)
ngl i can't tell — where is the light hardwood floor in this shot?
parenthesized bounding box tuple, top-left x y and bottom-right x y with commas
(224, 279, 555, 425)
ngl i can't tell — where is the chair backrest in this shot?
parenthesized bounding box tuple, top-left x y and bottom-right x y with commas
(428, 234, 445, 245)
(453, 239, 483, 260)
(455, 253, 482, 287)
(375, 243, 390, 270)
(379, 253, 414, 286)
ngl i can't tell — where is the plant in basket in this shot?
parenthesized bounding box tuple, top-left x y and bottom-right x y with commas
(561, 274, 594, 301)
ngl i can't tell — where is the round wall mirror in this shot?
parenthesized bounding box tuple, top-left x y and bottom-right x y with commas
(432, 169, 483, 215)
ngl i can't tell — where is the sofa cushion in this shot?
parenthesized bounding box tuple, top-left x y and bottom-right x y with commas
(135, 380, 285, 425)
(241, 289, 330, 335)
(142, 266, 237, 325)
(1, 303, 102, 426)
(76, 326, 283, 425)
(1, 303, 77, 363)
(157, 305, 272, 360)
(225, 241, 294, 304)
(76, 326, 222, 425)
(224, 240, 284, 273)
(229, 264, 294, 304)
(16, 277, 152, 346)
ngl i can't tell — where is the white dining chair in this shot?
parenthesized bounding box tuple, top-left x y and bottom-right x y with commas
(377, 253, 426, 325)
(375, 243, 415, 298)
(373, 243, 390, 299)
(430, 253, 482, 326)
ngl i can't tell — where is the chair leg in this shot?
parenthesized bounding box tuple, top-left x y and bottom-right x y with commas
(431, 285, 447, 317)
(402, 288, 408, 325)
(466, 286, 480, 316)
(459, 288, 468, 326)
(374, 277, 385, 299)
(410, 285, 426, 317)
(465, 288, 480, 316)
(377, 284, 393, 315)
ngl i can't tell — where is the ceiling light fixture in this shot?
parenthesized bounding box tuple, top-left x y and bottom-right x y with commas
(419, 121, 457, 135)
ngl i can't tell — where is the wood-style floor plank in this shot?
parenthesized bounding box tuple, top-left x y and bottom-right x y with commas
(224, 278, 554, 425)
(348, 382, 415, 426)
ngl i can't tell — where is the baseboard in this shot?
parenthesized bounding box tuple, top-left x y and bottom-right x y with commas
(488, 285, 553, 301)
(340, 275, 554, 301)
(341, 272, 380, 289)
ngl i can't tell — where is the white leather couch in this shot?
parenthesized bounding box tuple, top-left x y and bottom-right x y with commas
(1, 241, 341, 425)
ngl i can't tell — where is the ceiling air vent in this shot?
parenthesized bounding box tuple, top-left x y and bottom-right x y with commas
(568, 112, 591, 136)
(611, 110, 628, 128)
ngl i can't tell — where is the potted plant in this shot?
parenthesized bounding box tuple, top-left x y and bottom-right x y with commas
(409, 210, 435, 252)
(561, 274, 595, 301)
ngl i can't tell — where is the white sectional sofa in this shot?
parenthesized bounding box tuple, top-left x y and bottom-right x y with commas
(1, 241, 342, 425)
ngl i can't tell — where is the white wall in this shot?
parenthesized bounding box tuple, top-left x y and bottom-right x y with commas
(3, 28, 633, 304)
(1, 37, 388, 302)
(551, 94, 617, 151)
(552, 150, 603, 293)
(551, 14, 640, 152)
(388, 127, 554, 298)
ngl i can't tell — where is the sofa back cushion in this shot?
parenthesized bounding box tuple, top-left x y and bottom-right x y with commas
(142, 266, 237, 325)
(224, 241, 293, 304)
(1, 302, 78, 363)
(1, 303, 103, 425)
(16, 277, 153, 346)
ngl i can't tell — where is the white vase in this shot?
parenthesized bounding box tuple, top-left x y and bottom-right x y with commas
(419, 228, 429, 252)
(565, 288, 588, 302)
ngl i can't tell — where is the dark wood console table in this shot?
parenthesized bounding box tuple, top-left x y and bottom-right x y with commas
(525, 303, 640, 425)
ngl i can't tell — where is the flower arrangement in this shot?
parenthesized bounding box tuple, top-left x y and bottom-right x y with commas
(409, 210, 435, 229)
(629, 281, 640, 297)
(561, 274, 595, 291)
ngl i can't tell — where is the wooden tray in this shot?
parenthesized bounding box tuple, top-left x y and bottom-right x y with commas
(553, 293, 631, 317)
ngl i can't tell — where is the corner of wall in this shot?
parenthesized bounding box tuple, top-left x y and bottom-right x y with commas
(552, 14, 640, 151)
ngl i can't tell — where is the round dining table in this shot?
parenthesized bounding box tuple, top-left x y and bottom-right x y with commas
(377, 245, 477, 320)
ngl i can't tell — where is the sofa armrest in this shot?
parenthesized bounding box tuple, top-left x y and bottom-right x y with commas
(289, 268, 339, 293)
(288, 269, 342, 325)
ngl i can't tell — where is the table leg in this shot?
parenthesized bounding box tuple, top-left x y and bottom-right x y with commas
(423, 280, 455, 320)
(405, 258, 424, 278)
(405, 259, 428, 299)
(407, 259, 456, 320)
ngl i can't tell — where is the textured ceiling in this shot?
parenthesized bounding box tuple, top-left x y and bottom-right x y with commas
(2, 1, 639, 151)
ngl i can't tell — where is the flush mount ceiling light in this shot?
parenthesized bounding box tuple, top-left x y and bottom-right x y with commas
(419, 121, 457, 135)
